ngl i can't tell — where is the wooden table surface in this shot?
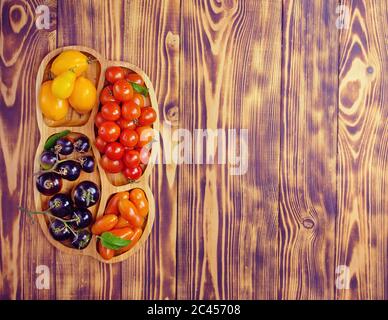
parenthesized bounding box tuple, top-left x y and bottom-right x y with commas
(0, 0, 387, 300)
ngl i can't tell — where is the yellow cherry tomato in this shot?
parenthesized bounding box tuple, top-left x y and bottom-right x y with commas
(51, 70, 76, 99)
(39, 81, 69, 121)
(69, 76, 97, 114)
(51, 50, 89, 76)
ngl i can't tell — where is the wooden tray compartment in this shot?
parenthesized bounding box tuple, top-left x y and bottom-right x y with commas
(40, 49, 102, 128)
(34, 46, 158, 263)
(38, 131, 101, 250)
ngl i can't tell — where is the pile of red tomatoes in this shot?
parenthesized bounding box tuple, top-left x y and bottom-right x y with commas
(94, 66, 157, 181)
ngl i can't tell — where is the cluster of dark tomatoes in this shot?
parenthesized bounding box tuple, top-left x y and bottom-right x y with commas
(34, 132, 100, 249)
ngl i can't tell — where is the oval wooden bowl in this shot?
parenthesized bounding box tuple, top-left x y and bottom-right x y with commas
(34, 46, 159, 263)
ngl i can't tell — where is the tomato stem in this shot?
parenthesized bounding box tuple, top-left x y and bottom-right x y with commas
(34, 157, 82, 176)
(19, 206, 80, 237)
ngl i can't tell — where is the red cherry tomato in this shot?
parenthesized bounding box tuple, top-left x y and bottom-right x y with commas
(95, 112, 105, 128)
(105, 142, 125, 160)
(125, 73, 144, 85)
(138, 107, 157, 126)
(100, 85, 116, 104)
(113, 79, 133, 102)
(137, 147, 151, 165)
(105, 66, 125, 84)
(100, 155, 124, 173)
(123, 166, 143, 180)
(132, 93, 145, 107)
(136, 126, 154, 147)
(120, 129, 138, 148)
(122, 100, 141, 120)
(101, 102, 121, 121)
(117, 118, 137, 130)
(143, 96, 151, 107)
(98, 121, 121, 142)
(95, 136, 107, 153)
(123, 149, 141, 168)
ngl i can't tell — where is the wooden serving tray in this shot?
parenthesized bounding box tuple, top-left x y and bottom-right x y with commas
(34, 46, 159, 263)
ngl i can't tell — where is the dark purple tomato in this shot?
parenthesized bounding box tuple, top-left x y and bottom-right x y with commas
(56, 160, 81, 181)
(49, 219, 71, 241)
(40, 151, 57, 170)
(78, 156, 95, 173)
(72, 181, 100, 208)
(48, 193, 73, 218)
(54, 137, 74, 155)
(73, 136, 91, 153)
(71, 229, 91, 249)
(36, 172, 62, 196)
(69, 207, 93, 229)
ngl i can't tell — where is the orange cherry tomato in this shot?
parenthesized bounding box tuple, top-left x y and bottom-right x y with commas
(132, 198, 148, 217)
(105, 191, 129, 215)
(91, 214, 118, 235)
(98, 240, 115, 260)
(118, 199, 144, 228)
(109, 227, 134, 240)
(97, 227, 134, 260)
(129, 189, 149, 217)
(116, 216, 131, 228)
(129, 188, 145, 202)
(116, 227, 143, 255)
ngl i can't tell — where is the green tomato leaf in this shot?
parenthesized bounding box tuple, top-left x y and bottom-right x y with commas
(130, 82, 149, 97)
(44, 130, 71, 150)
(100, 232, 131, 250)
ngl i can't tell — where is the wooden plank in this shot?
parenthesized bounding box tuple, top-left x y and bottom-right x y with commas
(177, 0, 281, 299)
(279, 0, 338, 299)
(336, 0, 388, 299)
(120, 0, 179, 300)
(0, 0, 57, 299)
(56, 0, 179, 299)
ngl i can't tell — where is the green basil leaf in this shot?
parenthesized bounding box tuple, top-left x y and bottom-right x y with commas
(44, 130, 70, 150)
(100, 232, 131, 250)
(101, 239, 122, 250)
(130, 82, 149, 96)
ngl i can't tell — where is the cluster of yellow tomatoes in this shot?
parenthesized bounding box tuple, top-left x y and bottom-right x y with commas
(39, 50, 97, 121)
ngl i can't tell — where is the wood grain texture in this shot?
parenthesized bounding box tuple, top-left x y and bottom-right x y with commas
(279, 0, 338, 299)
(0, 0, 57, 300)
(55, 0, 178, 299)
(177, 0, 281, 299)
(1, 0, 388, 300)
(336, 0, 388, 299)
